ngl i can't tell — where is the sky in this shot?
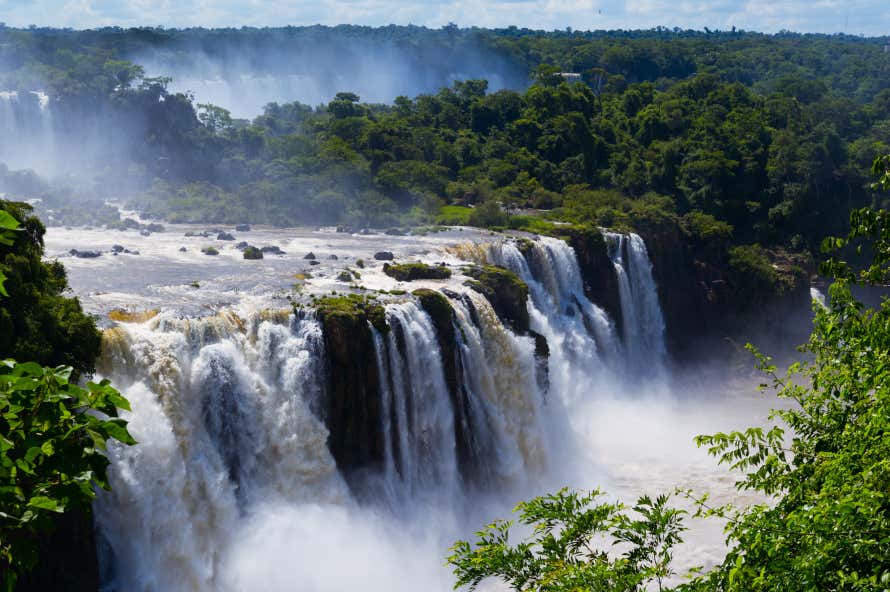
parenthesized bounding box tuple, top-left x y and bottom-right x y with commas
(0, 0, 887, 36)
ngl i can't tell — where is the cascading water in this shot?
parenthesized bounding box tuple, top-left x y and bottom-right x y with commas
(604, 232, 667, 377)
(450, 291, 547, 492)
(373, 301, 460, 506)
(95, 310, 347, 591)
(487, 236, 619, 402)
(88, 228, 676, 591)
(0, 90, 55, 171)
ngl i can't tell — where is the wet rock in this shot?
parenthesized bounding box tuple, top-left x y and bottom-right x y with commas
(217, 232, 236, 241)
(373, 251, 394, 261)
(145, 223, 165, 233)
(261, 245, 285, 255)
(464, 265, 530, 334)
(309, 260, 321, 266)
(312, 295, 387, 476)
(384, 227, 407, 236)
(243, 246, 263, 260)
(201, 246, 219, 256)
(139, 229, 151, 237)
(124, 249, 139, 255)
(328, 254, 339, 260)
(69, 249, 101, 259)
(179, 247, 187, 252)
(383, 262, 451, 281)
(303, 252, 317, 260)
(441, 288, 461, 300)
(235, 241, 249, 250)
(235, 224, 251, 232)
(111, 244, 125, 253)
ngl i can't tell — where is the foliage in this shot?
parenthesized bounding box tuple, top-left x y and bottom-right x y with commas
(448, 488, 686, 592)
(0, 210, 19, 297)
(683, 201, 890, 590)
(0, 362, 135, 590)
(3, 26, 886, 257)
(242, 246, 263, 260)
(726, 244, 779, 299)
(0, 202, 101, 377)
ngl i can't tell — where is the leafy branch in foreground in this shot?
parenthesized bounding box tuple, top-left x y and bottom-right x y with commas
(0, 361, 135, 590)
(0, 209, 20, 297)
(447, 489, 685, 592)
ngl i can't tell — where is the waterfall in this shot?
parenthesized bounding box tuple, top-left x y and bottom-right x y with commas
(375, 302, 460, 505)
(90, 229, 674, 591)
(450, 291, 547, 491)
(95, 310, 346, 591)
(488, 236, 619, 402)
(0, 90, 55, 172)
(604, 232, 667, 376)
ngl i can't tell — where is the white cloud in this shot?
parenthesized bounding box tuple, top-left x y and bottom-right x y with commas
(0, 0, 885, 35)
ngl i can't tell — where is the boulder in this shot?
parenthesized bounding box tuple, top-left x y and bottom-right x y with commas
(235, 224, 251, 232)
(243, 246, 263, 260)
(217, 232, 236, 241)
(304, 252, 317, 260)
(261, 245, 285, 255)
(373, 251, 394, 261)
(69, 249, 101, 259)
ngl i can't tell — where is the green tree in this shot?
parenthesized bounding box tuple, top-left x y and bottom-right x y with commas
(0, 206, 134, 591)
(0, 202, 101, 377)
(0, 362, 135, 591)
(448, 489, 685, 592)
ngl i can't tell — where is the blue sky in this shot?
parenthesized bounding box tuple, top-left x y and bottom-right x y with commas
(0, 0, 887, 36)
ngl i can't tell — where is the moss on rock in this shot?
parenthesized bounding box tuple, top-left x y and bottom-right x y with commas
(383, 261, 452, 281)
(311, 293, 388, 478)
(242, 246, 263, 259)
(464, 265, 530, 334)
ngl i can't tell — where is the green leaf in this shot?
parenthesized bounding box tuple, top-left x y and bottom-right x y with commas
(27, 496, 66, 513)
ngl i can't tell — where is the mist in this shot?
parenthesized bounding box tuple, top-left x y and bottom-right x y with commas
(129, 28, 529, 118)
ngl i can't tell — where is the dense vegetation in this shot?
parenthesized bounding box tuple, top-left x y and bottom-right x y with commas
(448, 163, 890, 590)
(1, 26, 888, 262)
(0, 202, 101, 377)
(0, 207, 134, 591)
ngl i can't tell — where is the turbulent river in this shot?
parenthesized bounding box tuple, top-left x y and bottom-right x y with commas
(45, 222, 772, 592)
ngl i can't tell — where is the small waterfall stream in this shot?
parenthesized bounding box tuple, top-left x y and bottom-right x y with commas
(604, 232, 667, 377)
(0, 90, 55, 171)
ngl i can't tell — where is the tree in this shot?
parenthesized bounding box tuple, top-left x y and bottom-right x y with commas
(448, 489, 685, 592)
(0, 202, 101, 378)
(0, 363, 135, 591)
(0, 207, 134, 591)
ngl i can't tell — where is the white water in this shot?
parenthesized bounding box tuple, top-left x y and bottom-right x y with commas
(0, 90, 55, 172)
(96, 310, 348, 591)
(605, 232, 668, 377)
(377, 302, 460, 506)
(487, 236, 621, 403)
(41, 223, 771, 591)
